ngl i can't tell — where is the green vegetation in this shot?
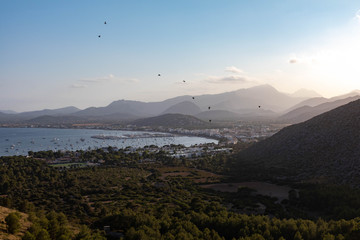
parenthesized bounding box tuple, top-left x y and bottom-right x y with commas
(2, 147, 360, 239)
(5, 212, 21, 234)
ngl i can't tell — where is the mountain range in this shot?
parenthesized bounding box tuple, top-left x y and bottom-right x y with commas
(1, 85, 359, 125)
(69, 84, 306, 118)
(232, 98, 360, 186)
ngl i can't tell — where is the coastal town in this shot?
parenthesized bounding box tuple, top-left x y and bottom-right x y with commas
(16, 122, 287, 169)
(81, 122, 288, 145)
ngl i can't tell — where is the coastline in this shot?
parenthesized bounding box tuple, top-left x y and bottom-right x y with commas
(0, 127, 219, 157)
(0, 124, 223, 142)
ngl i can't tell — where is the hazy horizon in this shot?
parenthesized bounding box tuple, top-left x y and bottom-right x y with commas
(1, 1, 360, 112)
(2, 83, 360, 113)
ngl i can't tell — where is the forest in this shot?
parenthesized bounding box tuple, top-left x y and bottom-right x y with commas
(1, 147, 360, 239)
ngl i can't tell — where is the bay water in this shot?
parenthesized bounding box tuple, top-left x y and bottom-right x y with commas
(0, 128, 218, 156)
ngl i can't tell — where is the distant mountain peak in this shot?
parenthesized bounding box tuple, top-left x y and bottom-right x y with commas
(240, 84, 278, 92)
(349, 89, 360, 95)
(0, 110, 17, 114)
(290, 88, 322, 98)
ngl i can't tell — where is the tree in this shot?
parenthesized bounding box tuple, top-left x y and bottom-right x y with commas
(36, 229, 51, 240)
(5, 212, 21, 234)
(22, 231, 36, 240)
(322, 233, 335, 240)
(75, 225, 106, 240)
(294, 231, 304, 240)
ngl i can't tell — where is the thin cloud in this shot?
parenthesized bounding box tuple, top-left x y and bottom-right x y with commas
(70, 83, 87, 88)
(205, 75, 250, 84)
(79, 74, 115, 83)
(225, 66, 243, 74)
(79, 74, 139, 84)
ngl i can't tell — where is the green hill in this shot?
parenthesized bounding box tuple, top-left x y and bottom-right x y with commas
(232, 99, 360, 185)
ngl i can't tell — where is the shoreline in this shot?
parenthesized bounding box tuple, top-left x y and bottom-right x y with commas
(0, 127, 219, 157)
(0, 125, 223, 142)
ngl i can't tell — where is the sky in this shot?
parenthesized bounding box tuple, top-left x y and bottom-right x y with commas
(1, 0, 360, 112)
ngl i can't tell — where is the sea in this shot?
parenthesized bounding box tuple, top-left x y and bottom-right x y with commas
(0, 128, 218, 157)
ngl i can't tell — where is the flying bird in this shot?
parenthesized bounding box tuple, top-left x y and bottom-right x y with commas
(209, 120, 212, 123)
(158, 74, 161, 77)
(183, 80, 186, 83)
(208, 106, 211, 110)
(192, 97, 195, 100)
(258, 106, 261, 108)
(104, 21, 107, 24)
(98, 35, 101, 38)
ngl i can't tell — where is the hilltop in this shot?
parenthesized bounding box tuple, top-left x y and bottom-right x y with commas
(232, 99, 360, 185)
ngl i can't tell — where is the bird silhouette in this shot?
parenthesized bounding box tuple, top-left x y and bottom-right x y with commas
(258, 106, 261, 108)
(104, 21, 107, 24)
(158, 74, 161, 77)
(98, 35, 101, 38)
(208, 106, 211, 110)
(192, 97, 195, 100)
(209, 119, 212, 123)
(183, 80, 186, 83)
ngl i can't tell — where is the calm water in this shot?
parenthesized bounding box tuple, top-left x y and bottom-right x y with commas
(0, 128, 218, 156)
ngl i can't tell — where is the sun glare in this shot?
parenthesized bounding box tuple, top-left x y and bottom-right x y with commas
(287, 14, 360, 96)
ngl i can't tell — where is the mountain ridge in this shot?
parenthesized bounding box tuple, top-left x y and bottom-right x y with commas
(278, 95, 360, 123)
(2, 85, 360, 124)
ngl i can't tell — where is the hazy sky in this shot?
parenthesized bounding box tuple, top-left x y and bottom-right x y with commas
(1, 1, 360, 112)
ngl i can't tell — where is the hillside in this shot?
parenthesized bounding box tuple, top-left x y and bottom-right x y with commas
(131, 113, 207, 128)
(232, 99, 360, 185)
(0, 207, 30, 240)
(18, 106, 80, 118)
(162, 101, 202, 115)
